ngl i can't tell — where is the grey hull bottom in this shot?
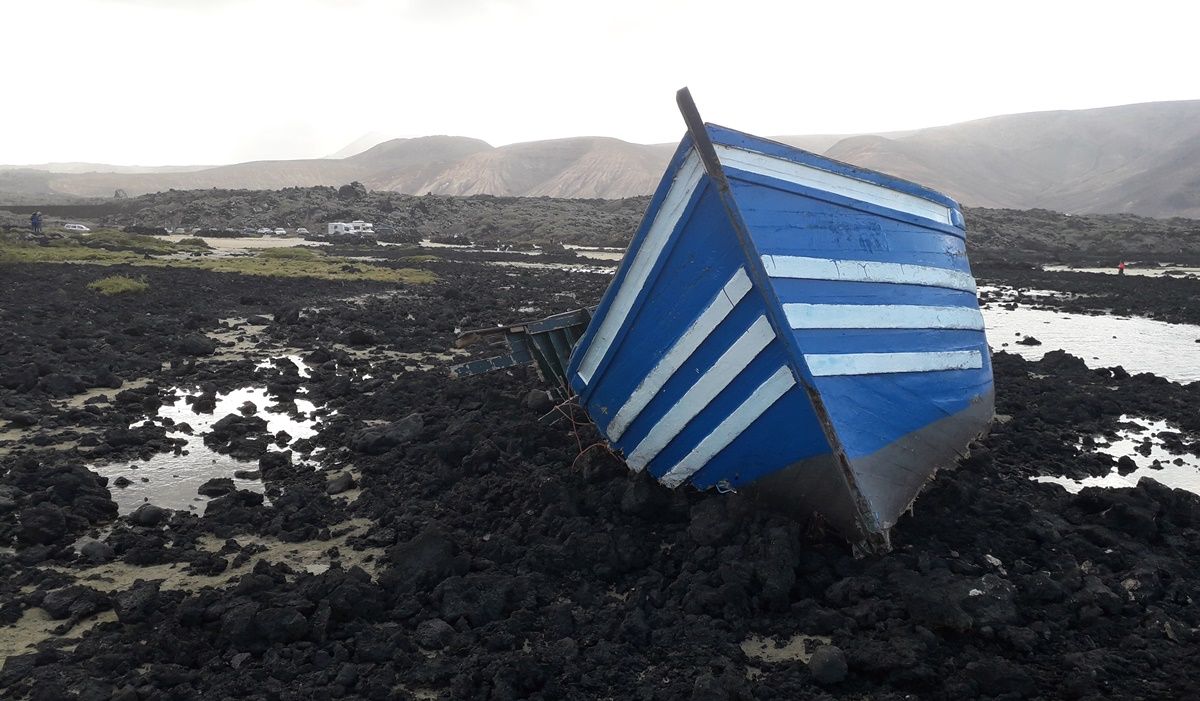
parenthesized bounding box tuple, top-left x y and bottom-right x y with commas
(745, 390, 995, 547)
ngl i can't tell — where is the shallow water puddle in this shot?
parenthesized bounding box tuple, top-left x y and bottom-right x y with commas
(0, 608, 117, 668)
(982, 306, 1200, 382)
(5, 519, 379, 666)
(740, 633, 831, 664)
(55, 378, 152, 410)
(255, 354, 312, 378)
(1035, 416, 1200, 493)
(412, 239, 626, 262)
(977, 284, 1079, 301)
(92, 385, 329, 515)
(563, 244, 626, 261)
(207, 316, 314, 364)
(54, 519, 380, 593)
(1043, 264, 1200, 279)
(483, 259, 617, 275)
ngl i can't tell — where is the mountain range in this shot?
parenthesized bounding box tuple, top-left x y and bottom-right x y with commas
(3, 100, 1199, 218)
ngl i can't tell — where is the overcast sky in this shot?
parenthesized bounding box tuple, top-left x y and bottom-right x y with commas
(5, 0, 1198, 165)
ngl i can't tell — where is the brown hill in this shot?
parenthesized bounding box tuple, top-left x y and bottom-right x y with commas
(26, 136, 494, 199)
(3, 100, 1199, 217)
(823, 100, 1200, 218)
(410, 137, 671, 198)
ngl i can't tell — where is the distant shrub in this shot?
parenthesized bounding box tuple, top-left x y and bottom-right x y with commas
(75, 230, 182, 255)
(88, 275, 149, 295)
(176, 237, 212, 248)
(259, 247, 321, 260)
(122, 224, 170, 236)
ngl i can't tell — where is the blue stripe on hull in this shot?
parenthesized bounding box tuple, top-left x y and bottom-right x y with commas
(612, 292, 771, 458)
(575, 186, 761, 440)
(568, 138, 703, 396)
(648, 343, 825, 484)
(811, 365, 993, 458)
(788, 328, 986, 356)
(733, 183, 972, 271)
(683, 382, 830, 490)
(770, 277, 979, 309)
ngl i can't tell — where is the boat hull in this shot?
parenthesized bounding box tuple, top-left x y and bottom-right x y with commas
(566, 120, 993, 544)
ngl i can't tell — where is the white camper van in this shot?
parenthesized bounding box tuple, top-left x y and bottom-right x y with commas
(326, 221, 375, 237)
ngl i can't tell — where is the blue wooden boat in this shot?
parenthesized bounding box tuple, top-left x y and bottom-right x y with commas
(565, 90, 994, 548)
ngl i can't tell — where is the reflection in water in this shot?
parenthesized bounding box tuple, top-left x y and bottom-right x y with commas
(255, 354, 311, 379)
(982, 305, 1200, 383)
(411, 240, 627, 262)
(92, 383, 329, 515)
(1043, 264, 1200, 279)
(485, 260, 616, 275)
(1035, 416, 1200, 495)
(563, 244, 626, 261)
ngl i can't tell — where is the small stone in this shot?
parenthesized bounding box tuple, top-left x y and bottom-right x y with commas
(17, 503, 68, 546)
(521, 389, 554, 413)
(415, 618, 455, 649)
(129, 503, 167, 527)
(351, 413, 424, 455)
(808, 645, 848, 685)
(80, 540, 116, 563)
(112, 580, 161, 624)
(177, 334, 218, 357)
(41, 585, 107, 620)
(326, 472, 356, 495)
(198, 477, 235, 497)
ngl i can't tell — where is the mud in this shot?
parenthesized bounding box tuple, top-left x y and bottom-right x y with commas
(2, 258, 1200, 699)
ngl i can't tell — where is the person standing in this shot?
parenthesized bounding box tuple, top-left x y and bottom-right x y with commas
(1118, 261, 1126, 276)
(30, 211, 43, 235)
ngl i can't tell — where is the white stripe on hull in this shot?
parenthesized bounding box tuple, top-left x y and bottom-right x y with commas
(626, 315, 775, 471)
(784, 303, 984, 331)
(714, 144, 954, 226)
(576, 150, 705, 385)
(806, 350, 983, 376)
(659, 365, 796, 488)
(762, 255, 976, 293)
(608, 268, 753, 441)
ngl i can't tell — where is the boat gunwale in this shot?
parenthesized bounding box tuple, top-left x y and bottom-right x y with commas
(717, 164, 970, 242)
(705, 123, 964, 217)
(566, 135, 705, 404)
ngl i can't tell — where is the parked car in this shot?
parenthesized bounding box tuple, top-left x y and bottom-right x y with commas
(256, 228, 272, 235)
(173, 228, 187, 234)
(295, 227, 310, 235)
(273, 228, 287, 236)
(63, 223, 90, 232)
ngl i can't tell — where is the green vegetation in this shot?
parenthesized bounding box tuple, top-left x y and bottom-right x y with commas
(0, 232, 435, 284)
(258, 246, 321, 260)
(186, 255, 435, 283)
(0, 235, 134, 264)
(87, 275, 149, 295)
(56, 229, 210, 255)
